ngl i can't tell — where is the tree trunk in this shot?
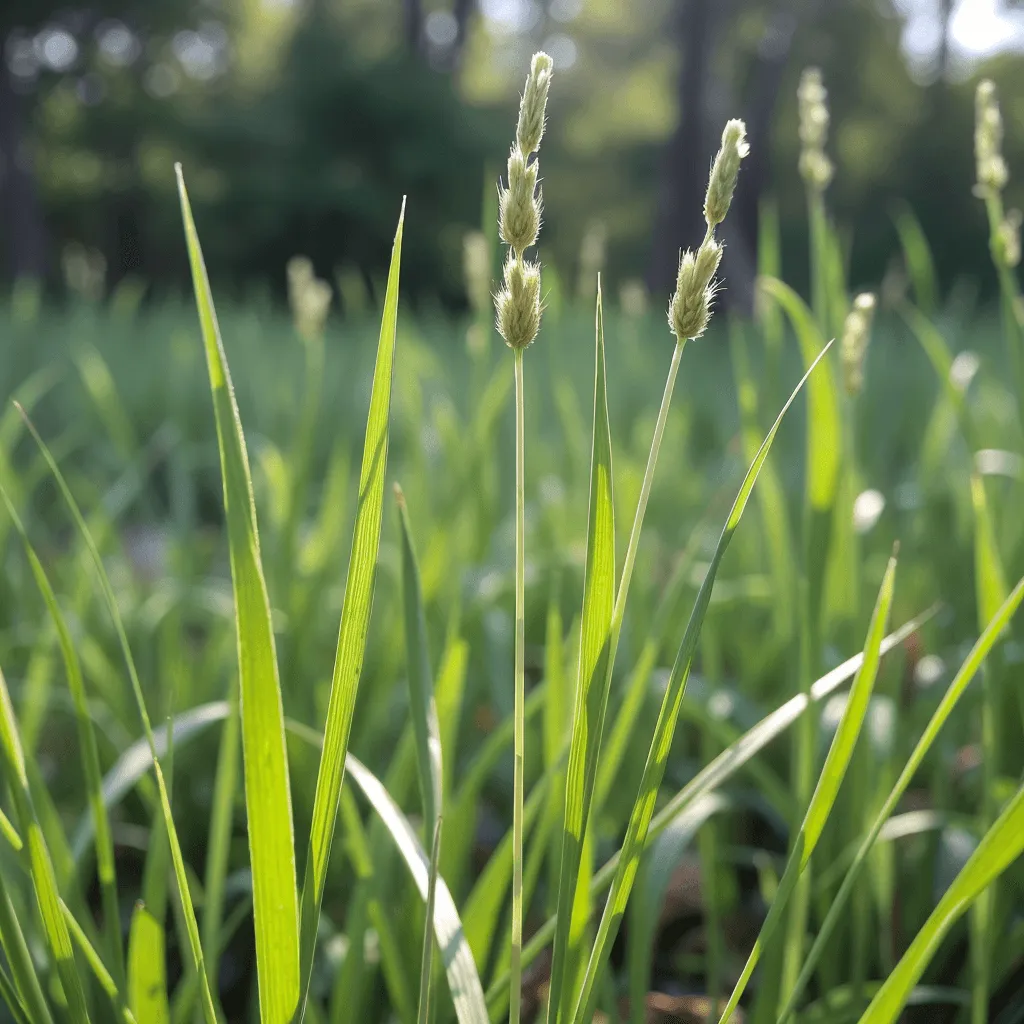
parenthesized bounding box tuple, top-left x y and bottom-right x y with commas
(0, 70, 47, 281)
(646, 0, 715, 296)
(404, 0, 425, 55)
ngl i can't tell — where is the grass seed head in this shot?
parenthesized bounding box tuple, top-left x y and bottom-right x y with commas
(496, 52, 552, 354)
(997, 209, 1022, 268)
(841, 291, 876, 396)
(976, 80, 1009, 195)
(798, 67, 834, 191)
(496, 255, 542, 351)
(499, 146, 542, 256)
(287, 255, 332, 340)
(463, 230, 492, 314)
(705, 119, 750, 228)
(669, 238, 722, 340)
(516, 51, 554, 156)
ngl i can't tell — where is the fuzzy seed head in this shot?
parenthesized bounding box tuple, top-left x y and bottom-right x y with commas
(463, 231, 492, 314)
(287, 255, 332, 340)
(496, 255, 542, 351)
(798, 67, 833, 191)
(517, 52, 554, 156)
(841, 292, 876, 396)
(976, 80, 1009, 194)
(669, 239, 723, 340)
(705, 119, 750, 228)
(997, 209, 1022, 268)
(499, 146, 542, 256)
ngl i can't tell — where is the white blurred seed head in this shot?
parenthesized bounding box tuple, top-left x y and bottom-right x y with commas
(841, 292, 876, 396)
(975, 79, 1009, 195)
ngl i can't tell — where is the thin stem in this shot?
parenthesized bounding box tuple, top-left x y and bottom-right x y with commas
(611, 338, 685, 634)
(510, 348, 526, 1024)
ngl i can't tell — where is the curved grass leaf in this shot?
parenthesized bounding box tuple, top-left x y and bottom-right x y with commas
(549, 281, 616, 1021)
(16, 407, 217, 1024)
(177, 165, 299, 1024)
(0, 664, 91, 1023)
(0, 484, 125, 985)
(856, 782, 1024, 1024)
(0, 813, 55, 1024)
(396, 485, 443, 838)
(892, 203, 939, 317)
(76, 704, 489, 1024)
(716, 549, 899, 1024)
(128, 905, 169, 1024)
(483, 608, 933, 1016)
(0, 961, 29, 1024)
(568, 342, 836, 1024)
(627, 793, 729, 1024)
(298, 199, 406, 1013)
(780, 573, 1024, 1021)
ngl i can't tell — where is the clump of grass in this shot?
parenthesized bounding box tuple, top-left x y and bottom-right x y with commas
(2, 48, 1024, 1024)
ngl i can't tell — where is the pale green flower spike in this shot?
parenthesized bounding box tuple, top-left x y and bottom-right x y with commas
(841, 292, 877, 396)
(798, 67, 834, 191)
(976, 80, 1010, 195)
(998, 209, 1022, 269)
(496, 255, 542, 352)
(287, 255, 332, 341)
(496, 52, 552, 350)
(705, 120, 750, 228)
(516, 51, 554, 156)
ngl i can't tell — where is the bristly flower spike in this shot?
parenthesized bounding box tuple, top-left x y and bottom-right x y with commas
(976, 79, 1009, 196)
(841, 292, 876, 396)
(669, 121, 748, 342)
(798, 67, 834, 192)
(496, 51, 553, 350)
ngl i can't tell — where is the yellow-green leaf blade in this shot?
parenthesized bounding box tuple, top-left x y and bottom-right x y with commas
(857, 783, 1024, 1024)
(176, 165, 299, 1023)
(297, 199, 405, 1010)
(549, 282, 616, 1021)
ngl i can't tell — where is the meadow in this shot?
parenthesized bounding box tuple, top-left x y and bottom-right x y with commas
(0, 59, 1023, 1024)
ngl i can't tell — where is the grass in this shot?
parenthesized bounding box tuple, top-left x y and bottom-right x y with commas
(2, 64, 1024, 1024)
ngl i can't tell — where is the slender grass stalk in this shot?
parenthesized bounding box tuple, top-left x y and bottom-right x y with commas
(549, 119, 748, 1024)
(509, 346, 527, 1024)
(493, 51, 553, 1022)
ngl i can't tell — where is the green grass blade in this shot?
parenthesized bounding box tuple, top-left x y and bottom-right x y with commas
(61, 901, 137, 1024)
(627, 794, 729, 1024)
(760, 275, 841, 1003)
(568, 342, 835, 1024)
(0, 484, 125, 986)
(0, 841, 54, 1024)
(780, 573, 1024, 1021)
(417, 818, 443, 1024)
(128, 905, 169, 1024)
(0, 664, 91, 1023)
(716, 548, 899, 1024)
(968, 472, 1008, 1024)
(0, 961, 30, 1024)
(549, 281, 616, 1021)
(15, 408, 217, 1024)
(891, 203, 939, 316)
(176, 164, 298, 1024)
(396, 485, 443, 837)
(483, 604, 933, 1016)
(856, 782, 1024, 1024)
(77, 701, 488, 1024)
(298, 199, 406, 1010)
